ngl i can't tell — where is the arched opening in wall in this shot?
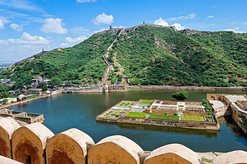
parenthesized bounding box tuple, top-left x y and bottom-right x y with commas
(211, 96, 215, 100)
(48, 151, 74, 164)
(14, 142, 39, 164)
(25, 155, 31, 164)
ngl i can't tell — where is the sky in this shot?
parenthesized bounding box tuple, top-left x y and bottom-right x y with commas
(0, 0, 246, 62)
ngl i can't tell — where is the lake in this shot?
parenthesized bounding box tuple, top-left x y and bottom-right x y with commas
(11, 90, 247, 152)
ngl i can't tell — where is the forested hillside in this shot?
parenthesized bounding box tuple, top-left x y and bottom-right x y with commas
(1, 25, 247, 87)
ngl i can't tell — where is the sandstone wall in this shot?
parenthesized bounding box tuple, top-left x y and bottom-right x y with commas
(0, 118, 247, 164)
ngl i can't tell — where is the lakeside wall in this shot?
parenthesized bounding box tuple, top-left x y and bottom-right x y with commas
(126, 85, 246, 91)
(0, 117, 247, 164)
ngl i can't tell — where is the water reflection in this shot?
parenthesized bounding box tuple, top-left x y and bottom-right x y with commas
(116, 123, 218, 138)
(10, 91, 247, 152)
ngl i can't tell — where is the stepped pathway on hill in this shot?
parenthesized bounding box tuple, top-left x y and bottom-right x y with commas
(102, 28, 124, 84)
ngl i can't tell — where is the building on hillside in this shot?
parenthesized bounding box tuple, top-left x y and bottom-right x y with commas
(17, 95, 27, 102)
(27, 88, 42, 95)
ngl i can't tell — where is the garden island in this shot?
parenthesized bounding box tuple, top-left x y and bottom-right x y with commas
(97, 98, 219, 131)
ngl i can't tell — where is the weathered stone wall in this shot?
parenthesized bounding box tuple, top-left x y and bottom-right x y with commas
(12, 123, 54, 164)
(0, 118, 247, 164)
(0, 118, 20, 158)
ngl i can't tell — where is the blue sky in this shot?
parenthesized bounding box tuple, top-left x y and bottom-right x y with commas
(0, 0, 246, 61)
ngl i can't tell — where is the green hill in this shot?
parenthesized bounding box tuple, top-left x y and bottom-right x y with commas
(1, 24, 247, 87)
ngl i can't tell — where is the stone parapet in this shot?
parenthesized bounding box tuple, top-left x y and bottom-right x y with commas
(0, 118, 246, 164)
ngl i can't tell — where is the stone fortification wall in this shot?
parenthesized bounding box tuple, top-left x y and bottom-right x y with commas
(0, 117, 247, 164)
(94, 24, 176, 36)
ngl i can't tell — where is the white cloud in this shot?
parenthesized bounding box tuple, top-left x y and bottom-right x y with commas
(0, 0, 43, 11)
(208, 15, 214, 19)
(154, 18, 169, 26)
(0, 40, 8, 45)
(8, 32, 50, 45)
(0, 19, 4, 30)
(153, 18, 185, 31)
(171, 23, 185, 31)
(0, 16, 10, 24)
(10, 23, 23, 31)
(40, 18, 67, 34)
(170, 13, 196, 21)
(225, 27, 244, 33)
(66, 36, 87, 43)
(92, 12, 114, 25)
(61, 35, 87, 48)
(76, 0, 97, 3)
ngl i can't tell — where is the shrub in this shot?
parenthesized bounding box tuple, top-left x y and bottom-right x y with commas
(172, 90, 188, 100)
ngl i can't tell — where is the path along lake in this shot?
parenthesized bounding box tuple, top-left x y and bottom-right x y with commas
(11, 90, 247, 152)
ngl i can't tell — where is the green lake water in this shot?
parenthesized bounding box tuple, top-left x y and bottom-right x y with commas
(11, 90, 247, 152)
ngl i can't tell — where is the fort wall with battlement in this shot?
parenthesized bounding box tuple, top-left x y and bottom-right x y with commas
(0, 117, 247, 164)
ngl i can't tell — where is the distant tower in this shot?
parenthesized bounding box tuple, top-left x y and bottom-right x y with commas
(143, 21, 146, 24)
(110, 26, 112, 29)
(42, 48, 44, 52)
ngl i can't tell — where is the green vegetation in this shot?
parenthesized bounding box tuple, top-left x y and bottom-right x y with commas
(202, 99, 212, 112)
(181, 115, 204, 122)
(172, 90, 188, 100)
(27, 95, 38, 99)
(2, 25, 247, 86)
(8, 95, 19, 98)
(140, 99, 153, 103)
(206, 115, 215, 122)
(0, 84, 9, 99)
(2, 99, 8, 103)
(48, 77, 62, 88)
(149, 113, 179, 120)
(37, 82, 48, 91)
(201, 157, 212, 163)
(103, 110, 126, 118)
(125, 112, 147, 118)
(117, 101, 135, 108)
(240, 116, 247, 132)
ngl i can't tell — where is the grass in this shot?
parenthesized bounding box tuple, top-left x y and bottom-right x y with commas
(27, 95, 38, 100)
(117, 101, 135, 108)
(8, 95, 19, 98)
(149, 114, 179, 120)
(181, 115, 204, 122)
(103, 110, 126, 118)
(125, 112, 147, 118)
(140, 100, 153, 104)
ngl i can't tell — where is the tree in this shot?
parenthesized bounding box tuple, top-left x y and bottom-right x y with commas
(3, 99, 8, 104)
(0, 84, 9, 99)
(49, 78, 62, 88)
(172, 90, 188, 100)
(37, 82, 48, 91)
(37, 82, 47, 88)
(71, 80, 82, 85)
(65, 81, 73, 87)
(42, 85, 48, 91)
(12, 81, 24, 90)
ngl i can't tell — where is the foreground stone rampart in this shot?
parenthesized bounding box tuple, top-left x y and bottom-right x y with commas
(46, 128, 95, 164)
(0, 117, 247, 164)
(12, 122, 54, 164)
